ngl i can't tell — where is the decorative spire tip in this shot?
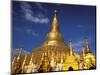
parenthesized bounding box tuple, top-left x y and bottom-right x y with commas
(54, 10, 58, 16)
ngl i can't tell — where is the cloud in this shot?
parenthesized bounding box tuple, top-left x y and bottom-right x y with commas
(23, 50, 30, 55)
(21, 2, 49, 24)
(15, 26, 39, 37)
(25, 12, 49, 24)
(12, 48, 30, 60)
(73, 40, 83, 48)
(36, 3, 47, 12)
(56, 4, 61, 7)
(77, 25, 84, 28)
(72, 40, 83, 53)
(26, 28, 38, 37)
(15, 27, 21, 31)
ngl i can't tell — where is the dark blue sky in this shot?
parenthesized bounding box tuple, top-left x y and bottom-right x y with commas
(12, 1, 96, 55)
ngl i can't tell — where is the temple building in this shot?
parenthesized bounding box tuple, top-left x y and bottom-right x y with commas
(79, 38, 96, 69)
(12, 10, 96, 74)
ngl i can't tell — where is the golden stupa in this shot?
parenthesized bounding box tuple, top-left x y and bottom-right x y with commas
(12, 10, 96, 74)
(80, 38, 96, 69)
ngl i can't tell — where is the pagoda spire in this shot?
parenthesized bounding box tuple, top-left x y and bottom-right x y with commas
(85, 38, 91, 53)
(69, 40, 73, 56)
(43, 10, 66, 46)
(12, 57, 16, 66)
(29, 53, 34, 64)
(81, 41, 85, 57)
(51, 10, 60, 32)
(84, 33, 91, 53)
(17, 48, 23, 60)
(21, 55, 27, 73)
(86, 39, 89, 49)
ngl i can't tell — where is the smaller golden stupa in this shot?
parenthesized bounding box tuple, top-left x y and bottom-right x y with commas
(81, 38, 96, 69)
(63, 40, 79, 71)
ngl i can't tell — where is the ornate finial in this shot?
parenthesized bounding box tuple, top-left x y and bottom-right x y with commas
(54, 9, 58, 16)
(50, 9, 59, 32)
(54, 9, 57, 13)
(83, 33, 91, 53)
(81, 40, 85, 56)
(82, 46, 85, 57)
(12, 57, 16, 65)
(17, 48, 22, 60)
(69, 40, 73, 56)
(69, 40, 72, 49)
(84, 33, 88, 48)
(17, 55, 20, 60)
(19, 48, 23, 55)
(82, 40, 84, 48)
(44, 51, 47, 56)
(84, 33, 89, 49)
(29, 53, 34, 64)
(86, 39, 89, 49)
(21, 55, 27, 73)
(70, 40, 72, 43)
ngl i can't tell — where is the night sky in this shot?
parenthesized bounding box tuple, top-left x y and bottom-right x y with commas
(12, 1, 96, 55)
